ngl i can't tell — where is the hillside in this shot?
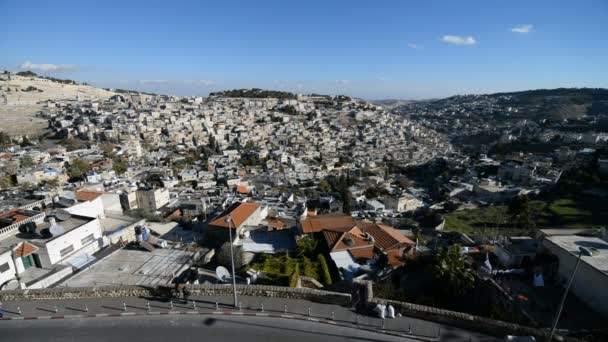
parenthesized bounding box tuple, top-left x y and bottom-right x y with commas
(0, 72, 116, 137)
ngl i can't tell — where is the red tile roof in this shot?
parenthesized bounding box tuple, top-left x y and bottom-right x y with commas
(301, 215, 355, 234)
(356, 221, 414, 251)
(75, 190, 109, 202)
(14, 242, 38, 257)
(209, 202, 261, 229)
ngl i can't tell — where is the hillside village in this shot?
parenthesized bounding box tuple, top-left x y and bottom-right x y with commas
(1, 71, 608, 338)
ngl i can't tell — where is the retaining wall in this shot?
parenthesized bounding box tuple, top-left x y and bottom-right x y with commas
(0, 284, 351, 306)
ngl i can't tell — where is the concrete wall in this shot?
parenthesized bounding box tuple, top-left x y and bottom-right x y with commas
(66, 197, 105, 219)
(0, 284, 352, 306)
(26, 266, 73, 289)
(44, 219, 103, 266)
(542, 238, 608, 317)
(0, 250, 17, 288)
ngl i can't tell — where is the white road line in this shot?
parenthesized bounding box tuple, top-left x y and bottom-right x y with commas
(255, 313, 269, 317)
(37, 316, 52, 319)
(64, 315, 85, 319)
(95, 314, 109, 317)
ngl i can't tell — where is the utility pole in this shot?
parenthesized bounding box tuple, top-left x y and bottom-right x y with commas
(549, 247, 592, 340)
(225, 215, 238, 308)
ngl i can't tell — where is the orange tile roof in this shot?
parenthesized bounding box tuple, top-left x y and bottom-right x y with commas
(0, 153, 14, 159)
(209, 202, 261, 229)
(14, 242, 38, 257)
(12, 214, 30, 223)
(349, 246, 375, 260)
(268, 218, 288, 229)
(359, 221, 414, 251)
(75, 190, 109, 202)
(236, 185, 249, 194)
(301, 215, 355, 234)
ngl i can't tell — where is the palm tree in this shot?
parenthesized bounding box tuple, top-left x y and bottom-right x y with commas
(432, 245, 475, 298)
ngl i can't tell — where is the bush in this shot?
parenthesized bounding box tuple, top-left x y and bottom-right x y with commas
(317, 254, 333, 285)
(289, 264, 300, 287)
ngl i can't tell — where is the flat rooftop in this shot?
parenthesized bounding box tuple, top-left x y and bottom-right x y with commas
(60, 245, 195, 287)
(0, 215, 93, 255)
(545, 235, 608, 275)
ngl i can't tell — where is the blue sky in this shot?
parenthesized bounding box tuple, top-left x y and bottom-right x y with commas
(1, 0, 607, 99)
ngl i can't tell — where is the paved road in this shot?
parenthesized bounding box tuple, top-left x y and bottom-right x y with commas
(0, 295, 500, 341)
(0, 314, 413, 342)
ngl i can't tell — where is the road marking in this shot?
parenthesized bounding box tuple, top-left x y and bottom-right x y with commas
(167, 311, 181, 315)
(37, 316, 52, 320)
(280, 314, 294, 319)
(95, 314, 109, 317)
(308, 318, 319, 322)
(64, 315, 85, 319)
(120, 312, 136, 316)
(185, 311, 199, 315)
(212, 311, 224, 315)
(10, 317, 25, 320)
(255, 313, 269, 317)
(325, 320, 337, 325)
(231, 311, 244, 315)
(147, 312, 161, 315)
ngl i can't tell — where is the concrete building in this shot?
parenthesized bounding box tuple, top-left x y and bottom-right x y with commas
(541, 234, 608, 317)
(137, 187, 170, 211)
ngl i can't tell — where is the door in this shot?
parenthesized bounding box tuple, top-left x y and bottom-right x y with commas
(21, 255, 34, 270)
(33, 253, 42, 268)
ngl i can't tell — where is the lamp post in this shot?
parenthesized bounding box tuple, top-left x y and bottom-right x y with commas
(224, 215, 238, 308)
(549, 246, 592, 340)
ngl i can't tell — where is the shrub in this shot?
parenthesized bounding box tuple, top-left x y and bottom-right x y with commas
(317, 254, 333, 285)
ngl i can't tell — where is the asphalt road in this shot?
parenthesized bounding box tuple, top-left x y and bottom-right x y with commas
(0, 295, 500, 341)
(0, 315, 415, 342)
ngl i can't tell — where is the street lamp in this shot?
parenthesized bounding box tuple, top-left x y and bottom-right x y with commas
(549, 246, 592, 340)
(224, 215, 238, 308)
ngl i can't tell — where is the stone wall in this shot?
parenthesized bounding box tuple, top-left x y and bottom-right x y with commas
(0, 284, 351, 306)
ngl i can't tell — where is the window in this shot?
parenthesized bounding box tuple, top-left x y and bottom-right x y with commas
(0, 262, 10, 273)
(81, 233, 95, 245)
(59, 245, 75, 258)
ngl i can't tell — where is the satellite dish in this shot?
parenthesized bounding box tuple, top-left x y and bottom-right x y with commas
(54, 209, 72, 221)
(25, 221, 37, 234)
(215, 266, 231, 283)
(49, 224, 65, 237)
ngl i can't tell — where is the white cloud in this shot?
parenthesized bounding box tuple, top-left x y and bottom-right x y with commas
(441, 35, 477, 45)
(408, 43, 424, 50)
(20, 61, 78, 73)
(510, 24, 533, 34)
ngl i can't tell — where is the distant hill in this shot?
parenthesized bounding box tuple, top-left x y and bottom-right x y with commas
(209, 88, 296, 99)
(491, 88, 608, 119)
(443, 88, 608, 120)
(370, 99, 417, 109)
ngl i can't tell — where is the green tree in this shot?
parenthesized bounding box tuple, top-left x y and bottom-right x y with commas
(296, 236, 318, 258)
(216, 242, 244, 269)
(112, 158, 129, 175)
(432, 245, 475, 298)
(318, 180, 331, 192)
(0, 131, 12, 146)
(20, 155, 35, 168)
(68, 159, 90, 180)
(507, 195, 535, 230)
(0, 175, 14, 189)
